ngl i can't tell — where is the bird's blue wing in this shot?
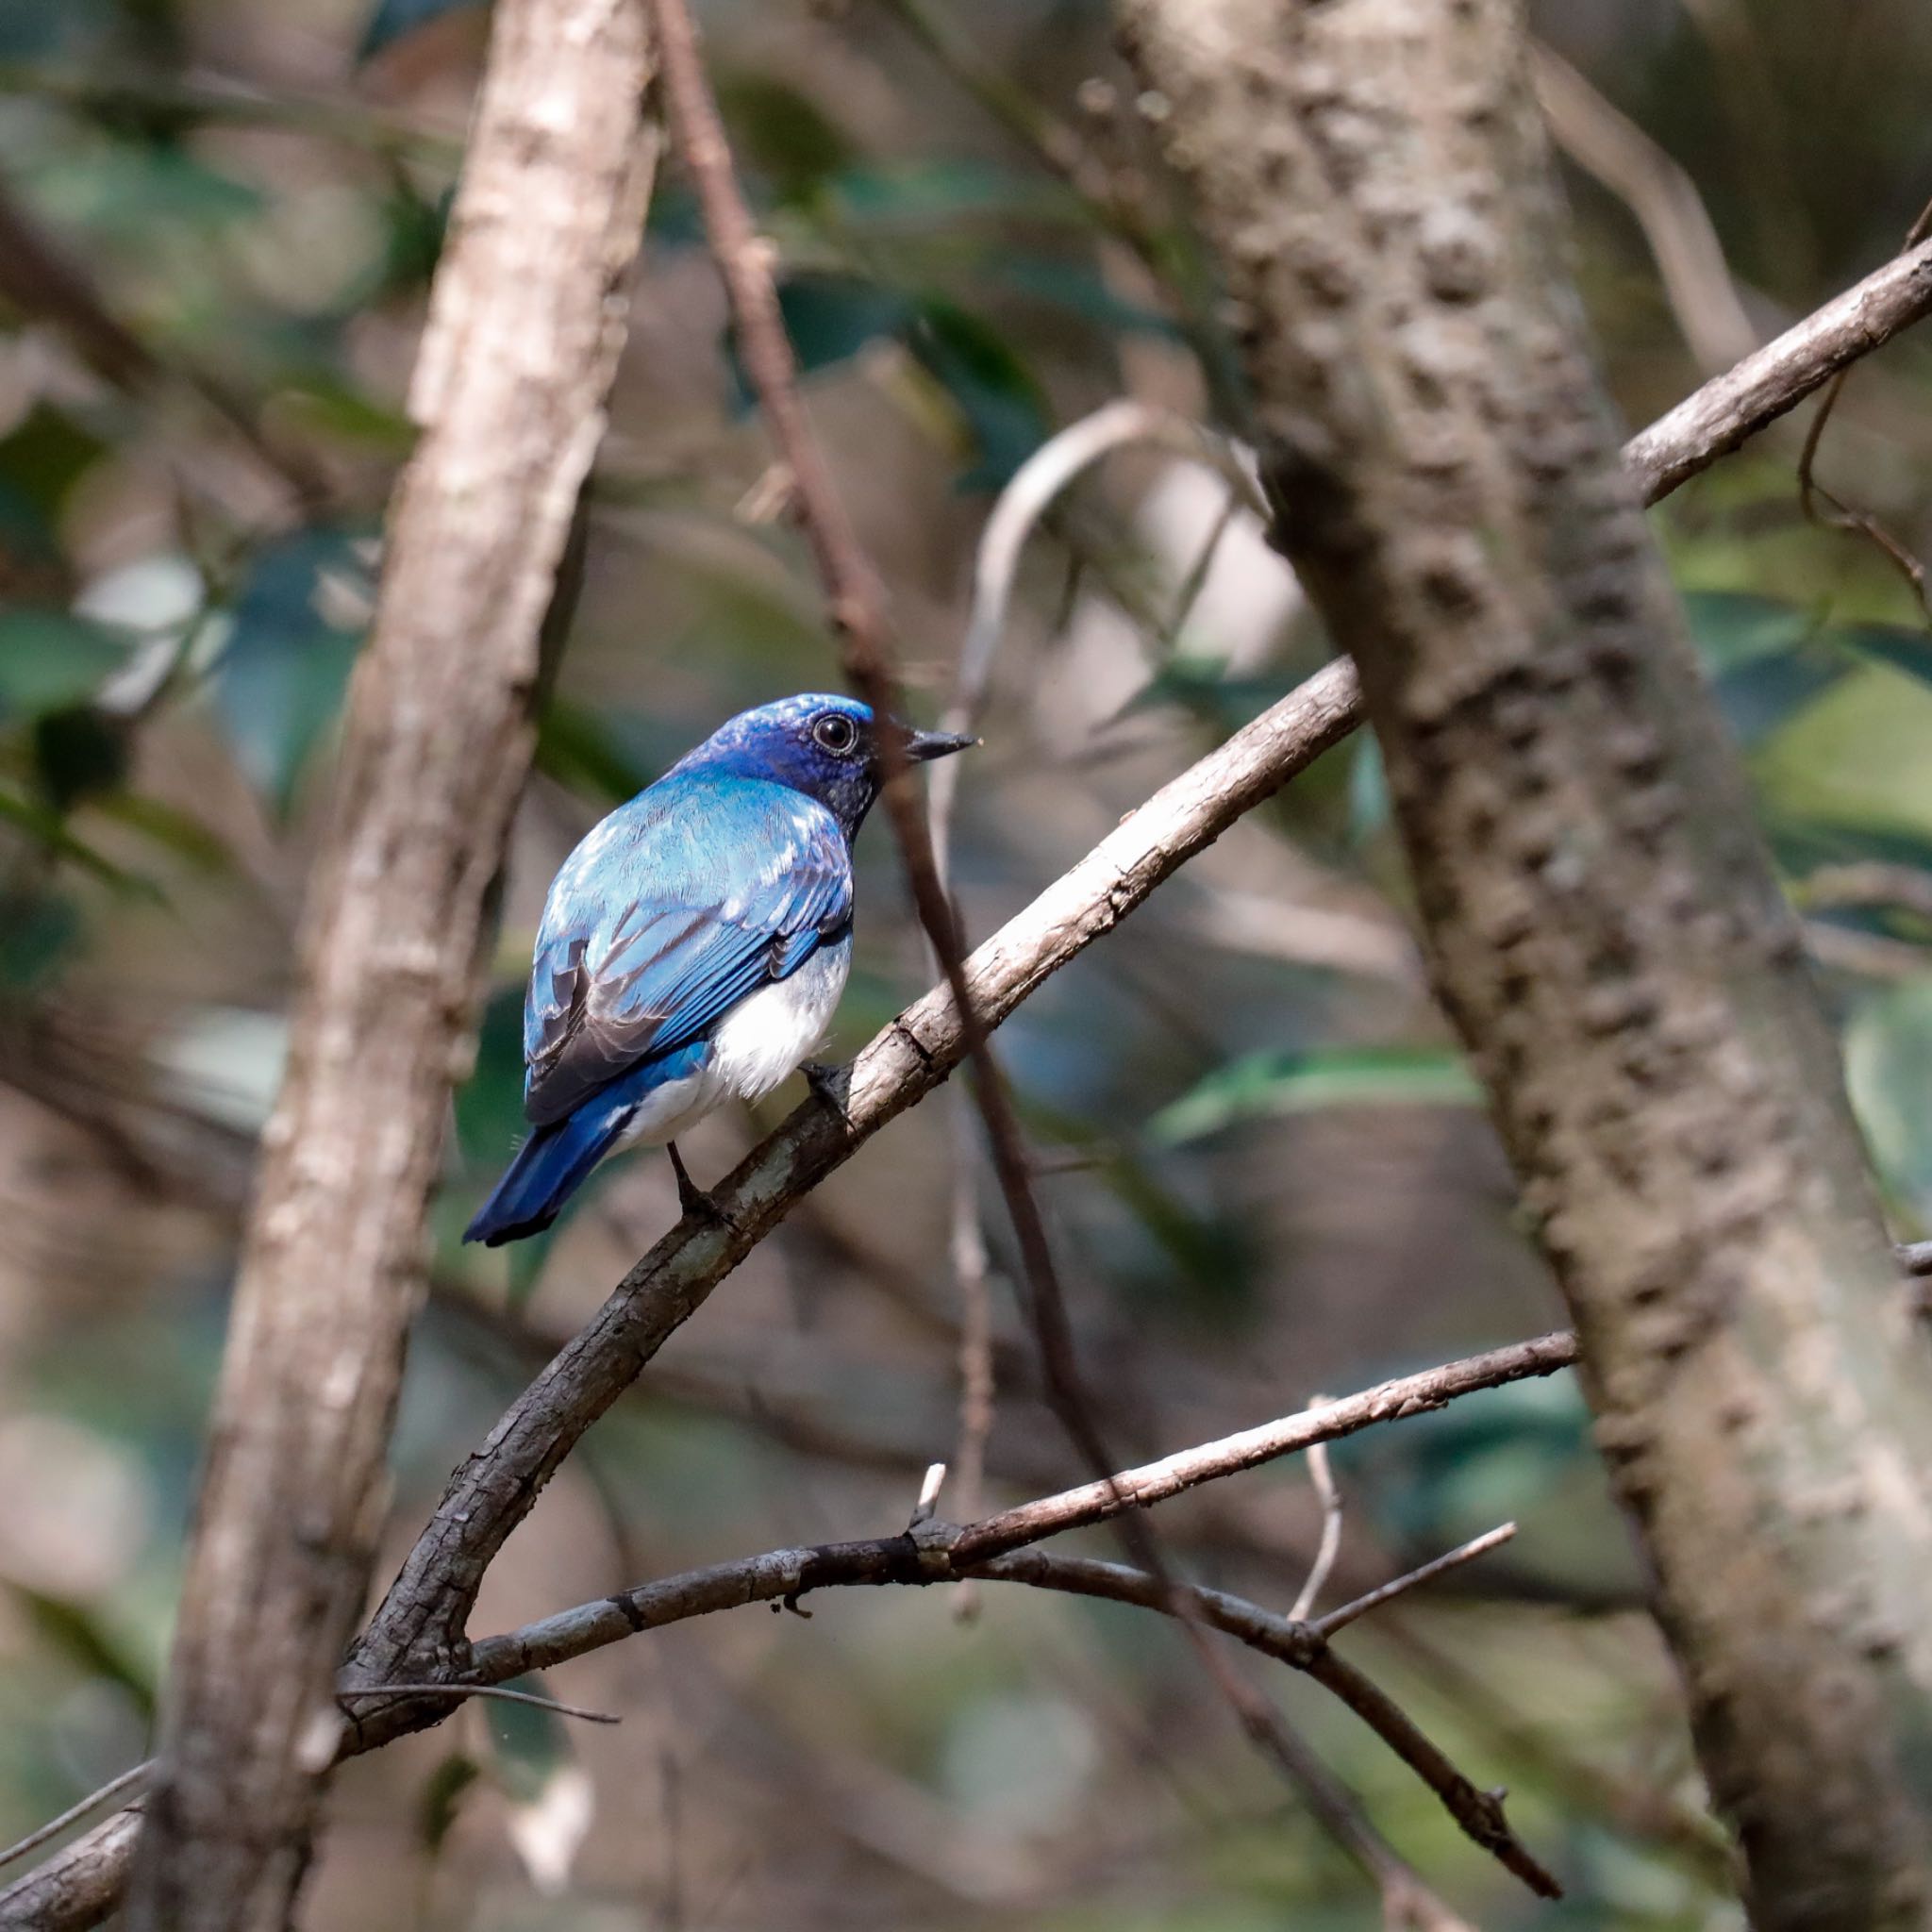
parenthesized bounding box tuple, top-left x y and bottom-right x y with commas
(521, 774, 853, 1127)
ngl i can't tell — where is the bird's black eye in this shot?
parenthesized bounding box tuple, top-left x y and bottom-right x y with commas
(812, 712, 859, 756)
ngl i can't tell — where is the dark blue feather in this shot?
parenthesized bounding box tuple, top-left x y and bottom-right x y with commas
(464, 1041, 710, 1246)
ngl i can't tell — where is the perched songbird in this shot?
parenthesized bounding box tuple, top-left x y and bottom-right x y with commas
(463, 693, 974, 1247)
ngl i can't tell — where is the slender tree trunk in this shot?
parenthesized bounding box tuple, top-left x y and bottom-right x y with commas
(125, 6, 658, 1927)
(1113, 1, 1932, 1924)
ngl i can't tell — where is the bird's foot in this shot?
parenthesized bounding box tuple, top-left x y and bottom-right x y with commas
(801, 1058, 852, 1124)
(667, 1141, 733, 1230)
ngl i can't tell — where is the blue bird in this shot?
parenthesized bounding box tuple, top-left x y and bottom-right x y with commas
(463, 693, 974, 1247)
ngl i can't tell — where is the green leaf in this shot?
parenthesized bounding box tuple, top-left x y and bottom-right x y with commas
(28, 141, 262, 242)
(0, 789, 151, 893)
(33, 706, 129, 810)
(1347, 731, 1389, 842)
(1847, 975, 1932, 1221)
(992, 256, 1181, 339)
(0, 887, 82, 988)
(16, 1585, 158, 1713)
(0, 611, 130, 721)
(455, 987, 527, 1176)
(1836, 617, 1932, 691)
(829, 158, 1066, 228)
(1682, 591, 1849, 750)
(0, 402, 108, 560)
(1150, 1044, 1481, 1146)
(905, 299, 1049, 490)
(91, 791, 234, 874)
(416, 1753, 480, 1857)
(749, 274, 914, 395)
(480, 1674, 594, 1893)
(716, 74, 856, 207)
(211, 529, 369, 813)
(1117, 654, 1297, 734)
(1021, 1095, 1254, 1315)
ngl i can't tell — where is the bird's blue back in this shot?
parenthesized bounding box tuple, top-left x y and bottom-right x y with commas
(521, 768, 854, 1127)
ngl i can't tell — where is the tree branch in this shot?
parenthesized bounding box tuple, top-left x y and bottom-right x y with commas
(1621, 234, 1932, 502)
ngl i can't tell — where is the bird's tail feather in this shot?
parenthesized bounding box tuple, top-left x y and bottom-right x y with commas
(463, 1105, 630, 1248)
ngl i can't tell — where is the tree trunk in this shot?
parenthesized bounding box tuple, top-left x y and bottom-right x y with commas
(1113, 1, 1932, 1924)
(125, 5, 658, 1926)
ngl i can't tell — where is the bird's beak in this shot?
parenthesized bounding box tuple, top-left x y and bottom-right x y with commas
(901, 725, 978, 763)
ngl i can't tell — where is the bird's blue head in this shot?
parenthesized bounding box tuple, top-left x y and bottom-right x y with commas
(673, 692, 975, 836)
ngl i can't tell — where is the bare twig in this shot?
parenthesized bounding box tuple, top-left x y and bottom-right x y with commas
(1290, 1430, 1344, 1624)
(1312, 1525, 1520, 1640)
(952, 1335, 1576, 1565)
(649, 8, 1443, 1883)
(0, 61, 461, 158)
(1790, 197, 1932, 620)
(925, 399, 1257, 1625)
(0, 1810, 144, 1931)
(0, 1770, 152, 1876)
(337, 1684, 620, 1724)
(1620, 233, 1932, 502)
(0, 1329, 1568, 1916)
(468, 1400, 1556, 1893)
(1795, 862, 1932, 924)
(946, 1145, 994, 1622)
(1530, 42, 1757, 375)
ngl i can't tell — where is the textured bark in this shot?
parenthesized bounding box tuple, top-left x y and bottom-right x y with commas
(125, 6, 658, 1928)
(1114, 2, 1932, 1925)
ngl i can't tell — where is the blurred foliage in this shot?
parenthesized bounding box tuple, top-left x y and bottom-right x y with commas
(0, 0, 1926, 1927)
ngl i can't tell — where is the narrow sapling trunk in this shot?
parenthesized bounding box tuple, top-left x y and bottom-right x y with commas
(126, 4, 658, 1926)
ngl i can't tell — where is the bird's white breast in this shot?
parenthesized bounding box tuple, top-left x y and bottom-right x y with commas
(618, 936, 852, 1147)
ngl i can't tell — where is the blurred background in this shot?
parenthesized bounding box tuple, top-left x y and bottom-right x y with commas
(1, 0, 1930, 1925)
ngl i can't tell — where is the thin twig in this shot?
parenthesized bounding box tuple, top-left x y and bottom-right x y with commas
(1290, 1427, 1344, 1624)
(946, 1141, 994, 1623)
(1791, 196, 1932, 619)
(1620, 232, 1932, 502)
(926, 400, 1251, 1626)
(467, 1496, 1546, 1892)
(0, 1766, 152, 1874)
(1312, 1525, 1520, 1639)
(1794, 861, 1932, 924)
(1530, 42, 1757, 375)
(337, 1683, 621, 1724)
(648, 0, 1395, 1888)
